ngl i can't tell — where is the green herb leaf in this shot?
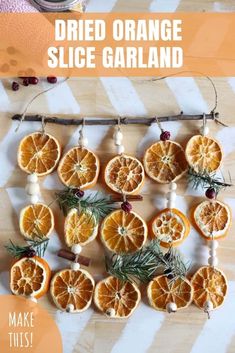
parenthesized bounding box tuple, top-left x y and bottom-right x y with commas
(105, 240, 189, 284)
(5, 236, 49, 259)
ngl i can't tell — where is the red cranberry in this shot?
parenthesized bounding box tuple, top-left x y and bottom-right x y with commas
(205, 187, 216, 199)
(47, 76, 57, 84)
(12, 81, 19, 91)
(25, 248, 36, 258)
(74, 189, 85, 198)
(23, 78, 29, 86)
(29, 77, 39, 85)
(160, 130, 171, 141)
(121, 201, 132, 213)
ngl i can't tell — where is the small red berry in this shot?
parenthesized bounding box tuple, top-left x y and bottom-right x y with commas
(12, 81, 19, 91)
(23, 78, 29, 86)
(160, 131, 171, 141)
(121, 201, 132, 213)
(205, 187, 216, 199)
(29, 77, 39, 85)
(74, 189, 85, 198)
(25, 248, 36, 258)
(47, 76, 57, 84)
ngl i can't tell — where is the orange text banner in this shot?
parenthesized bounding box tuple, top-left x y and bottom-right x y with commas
(0, 12, 235, 77)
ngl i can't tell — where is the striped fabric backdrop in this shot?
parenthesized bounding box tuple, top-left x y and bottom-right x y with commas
(0, 1, 235, 353)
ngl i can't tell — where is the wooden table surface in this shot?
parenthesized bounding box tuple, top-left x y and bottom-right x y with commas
(0, 1, 235, 353)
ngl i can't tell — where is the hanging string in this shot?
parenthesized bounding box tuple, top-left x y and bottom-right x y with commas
(13, 72, 228, 129)
(15, 77, 69, 132)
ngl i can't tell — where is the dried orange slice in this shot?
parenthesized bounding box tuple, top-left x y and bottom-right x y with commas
(100, 209, 147, 254)
(64, 209, 98, 247)
(147, 275, 193, 311)
(104, 154, 145, 195)
(50, 269, 94, 312)
(143, 140, 188, 183)
(149, 208, 190, 248)
(18, 132, 61, 176)
(191, 266, 227, 310)
(10, 256, 51, 299)
(19, 203, 54, 240)
(94, 276, 141, 318)
(185, 135, 222, 172)
(57, 147, 100, 189)
(193, 200, 231, 240)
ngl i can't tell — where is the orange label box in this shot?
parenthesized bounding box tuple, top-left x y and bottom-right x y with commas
(0, 12, 235, 77)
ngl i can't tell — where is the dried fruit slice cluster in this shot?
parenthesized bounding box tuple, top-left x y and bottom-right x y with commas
(191, 266, 227, 310)
(64, 209, 98, 246)
(94, 276, 141, 318)
(19, 203, 54, 240)
(193, 200, 231, 240)
(58, 147, 100, 189)
(100, 209, 147, 254)
(10, 257, 51, 299)
(50, 269, 94, 313)
(149, 208, 190, 248)
(18, 132, 61, 176)
(144, 140, 188, 183)
(105, 154, 145, 195)
(147, 275, 193, 311)
(185, 135, 222, 173)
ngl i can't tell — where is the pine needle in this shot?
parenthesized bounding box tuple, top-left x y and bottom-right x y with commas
(55, 189, 116, 222)
(105, 240, 189, 284)
(5, 236, 49, 259)
(188, 167, 233, 194)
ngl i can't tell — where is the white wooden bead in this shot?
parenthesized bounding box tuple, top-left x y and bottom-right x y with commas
(208, 240, 219, 250)
(106, 308, 116, 317)
(29, 195, 39, 204)
(199, 125, 210, 136)
(208, 256, 218, 267)
(169, 182, 177, 191)
(113, 130, 123, 141)
(166, 302, 177, 313)
(115, 138, 122, 146)
(117, 145, 125, 154)
(209, 249, 216, 257)
(28, 295, 37, 303)
(79, 136, 88, 148)
(71, 262, 80, 271)
(25, 183, 40, 196)
(27, 173, 38, 183)
(204, 300, 214, 312)
(66, 304, 74, 313)
(71, 244, 82, 255)
(166, 191, 176, 202)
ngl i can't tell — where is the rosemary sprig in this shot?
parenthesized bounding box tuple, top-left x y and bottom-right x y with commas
(55, 188, 116, 222)
(105, 240, 189, 284)
(5, 236, 49, 259)
(188, 167, 233, 194)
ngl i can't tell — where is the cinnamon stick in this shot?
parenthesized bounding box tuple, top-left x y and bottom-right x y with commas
(58, 249, 91, 267)
(111, 194, 143, 202)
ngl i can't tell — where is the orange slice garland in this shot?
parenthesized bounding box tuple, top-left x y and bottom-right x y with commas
(185, 135, 222, 173)
(100, 209, 147, 254)
(147, 275, 193, 311)
(94, 276, 141, 318)
(64, 208, 98, 246)
(19, 203, 54, 240)
(191, 266, 227, 310)
(18, 132, 61, 176)
(104, 154, 145, 195)
(149, 208, 190, 248)
(10, 256, 51, 299)
(57, 147, 100, 189)
(143, 140, 188, 183)
(50, 269, 95, 312)
(192, 200, 231, 240)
